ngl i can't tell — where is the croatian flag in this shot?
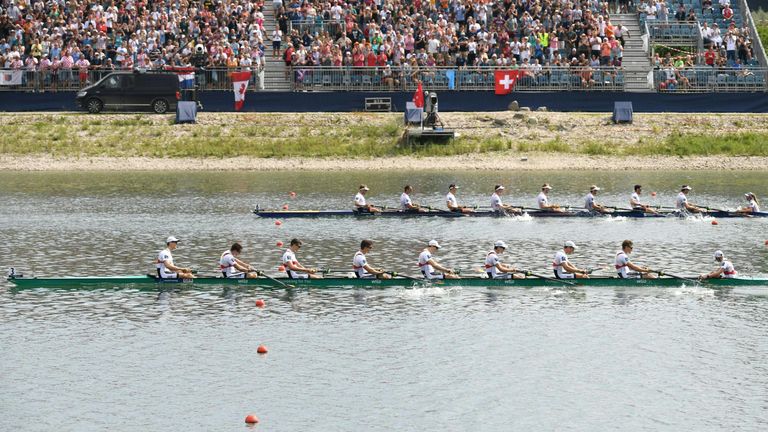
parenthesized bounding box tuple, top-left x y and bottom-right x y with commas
(494, 70, 523, 95)
(178, 73, 195, 89)
(231, 71, 252, 111)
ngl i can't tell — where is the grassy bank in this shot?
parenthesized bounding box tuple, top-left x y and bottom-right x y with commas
(1, 112, 768, 158)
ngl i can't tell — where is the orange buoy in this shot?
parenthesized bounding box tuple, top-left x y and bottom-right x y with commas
(282, 204, 289, 210)
(244, 414, 259, 424)
(257, 345, 268, 354)
(711, 220, 719, 225)
(764, 240, 768, 245)
(289, 191, 296, 198)
(255, 299, 266, 308)
(278, 265, 285, 272)
(651, 192, 657, 197)
(276, 241, 284, 247)
(275, 220, 282, 226)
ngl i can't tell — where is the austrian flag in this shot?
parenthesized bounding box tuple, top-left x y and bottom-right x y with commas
(494, 70, 523, 95)
(230, 71, 252, 110)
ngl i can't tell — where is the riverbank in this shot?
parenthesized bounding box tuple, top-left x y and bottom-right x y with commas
(2, 111, 768, 171)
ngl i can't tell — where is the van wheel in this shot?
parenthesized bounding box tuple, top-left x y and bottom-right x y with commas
(86, 98, 103, 114)
(152, 99, 169, 114)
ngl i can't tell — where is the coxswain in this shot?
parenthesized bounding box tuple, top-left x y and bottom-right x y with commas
(282, 238, 322, 279)
(630, 185, 658, 214)
(418, 240, 460, 279)
(614, 240, 656, 279)
(537, 183, 563, 212)
(220, 243, 259, 279)
(552, 241, 589, 279)
(490, 185, 522, 215)
(156, 236, 195, 279)
(737, 192, 760, 214)
(446, 184, 473, 213)
(584, 185, 611, 214)
(484, 241, 525, 279)
(352, 239, 392, 279)
(675, 185, 706, 213)
(401, 185, 427, 213)
(700, 250, 737, 279)
(354, 184, 381, 213)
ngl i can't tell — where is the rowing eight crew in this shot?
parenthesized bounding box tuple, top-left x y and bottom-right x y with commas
(353, 184, 761, 215)
(157, 236, 738, 283)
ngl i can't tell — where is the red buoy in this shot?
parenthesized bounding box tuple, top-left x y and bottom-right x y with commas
(711, 220, 719, 225)
(651, 192, 657, 197)
(255, 299, 266, 308)
(282, 204, 289, 210)
(244, 414, 259, 424)
(257, 345, 268, 354)
(276, 241, 284, 247)
(764, 240, 768, 245)
(275, 220, 282, 226)
(289, 191, 296, 198)
(278, 265, 285, 272)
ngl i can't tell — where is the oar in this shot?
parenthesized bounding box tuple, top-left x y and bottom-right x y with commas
(387, 271, 424, 282)
(649, 269, 703, 285)
(253, 269, 295, 288)
(518, 269, 576, 286)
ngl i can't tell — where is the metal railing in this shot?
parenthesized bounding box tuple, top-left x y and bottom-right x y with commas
(647, 22, 701, 45)
(289, 66, 628, 92)
(653, 66, 768, 92)
(288, 19, 346, 40)
(739, 0, 768, 69)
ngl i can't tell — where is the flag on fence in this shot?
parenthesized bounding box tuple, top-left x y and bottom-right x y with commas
(164, 66, 196, 89)
(413, 82, 424, 108)
(445, 70, 456, 90)
(230, 71, 252, 111)
(0, 70, 22, 86)
(494, 70, 523, 95)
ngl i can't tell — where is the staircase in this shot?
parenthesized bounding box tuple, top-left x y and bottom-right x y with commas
(612, 13, 653, 92)
(261, 2, 292, 91)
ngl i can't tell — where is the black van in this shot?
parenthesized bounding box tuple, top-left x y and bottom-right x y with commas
(76, 71, 179, 114)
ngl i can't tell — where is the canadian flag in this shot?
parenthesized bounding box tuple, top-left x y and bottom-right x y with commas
(231, 71, 252, 111)
(494, 70, 523, 95)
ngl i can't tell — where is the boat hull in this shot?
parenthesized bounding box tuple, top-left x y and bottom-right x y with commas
(6, 275, 766, 289)
(253, 209, 767, 219)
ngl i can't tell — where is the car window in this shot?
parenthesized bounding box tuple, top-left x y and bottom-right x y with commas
(104, 75, 122, 89)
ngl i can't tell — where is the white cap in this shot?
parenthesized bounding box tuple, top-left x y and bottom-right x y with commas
(744, 192, 753, 199)
(681, 185, 692, 191)
(166, 236, 180, 244)
(714, 250, 724, 260)
(542, 184, 553, 190)
(494, 184, 505, 191)
(590, 185, 601, 191)
(428, 240, 441, 248)
(359, 184, 370, 191)
(564, 241, 577, 249)
(494, 240, 508, 249)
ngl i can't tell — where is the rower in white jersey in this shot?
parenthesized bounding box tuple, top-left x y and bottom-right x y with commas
(552, 241, 589, 279)
(400, 185, 426, 213)
(220, 242, 259, 279)
(484, 240, 525, 279)
(446, 183, 474, 213)
(156, 236, 194, 279)
(536, 183, 564, 212)
(354, 184, 381, 213)
(737, 192, 761, 214)
(281, 238, 322, 279)
(584, 185, 611, 214)
(418, 240, 460, 279)
(675, 185, 706, 213)
(629, 184, 658, 214)
(614, 240, 656, 279)
(490, 185, 522, 215)
(352, 239, 391, 279)
(700, 250, 737, 280)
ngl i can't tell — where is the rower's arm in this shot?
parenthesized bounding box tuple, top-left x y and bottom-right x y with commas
(702, 267, 724, 279)
(286, 260, 313, 273)
(497, 262, 517, 273)
(428, 258, 452, 273)
(627, 262, 649, 272)
(447, 201, 458, 210)
(685, 202, 699, 211)
(562, 261, 584, 274)
(163, 260, 188, 272)
(363, 263, 383, 275)
(233, 259, 252, 272)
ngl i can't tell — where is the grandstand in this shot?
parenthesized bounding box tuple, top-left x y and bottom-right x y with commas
(0, 0, 766, 95)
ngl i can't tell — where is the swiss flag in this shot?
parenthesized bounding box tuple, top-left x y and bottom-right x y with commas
(494, 70, 523, 95)
(413, 82, 424, 108)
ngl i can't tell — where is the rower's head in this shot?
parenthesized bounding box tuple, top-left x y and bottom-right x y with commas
(359, 184, 369, 195)
(713, 250, 724, 262)
(541, 184, 552, 194)
(494, 184, 505, 195)
(681, 185, 692, 195)
(231, 242, 243, 256)
(404, 185, 413, 194)
(590, 185, 600, 195)
(449, 183, 458, 193)
(634, 184, 642, 193)
(494, 240, 508, 253)
(427, 239, 441, 252)
(622, 239, 634, 254)
(360, 239, 373, 253)
(744, 192, 754, 201)
(290, 238, 302, 252)
(166, 236, 180, 250)
(563, 240, 576, 254)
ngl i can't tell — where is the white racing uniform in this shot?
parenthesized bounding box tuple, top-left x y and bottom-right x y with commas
(584, 193, 596, 211)
(552, 250, 575, 279)
(352, 251, 374, 278)
(675, 192, 688, 210)
(490, 193, 503, 212)
(446, 192, 458, 210)
(354, 192, 367, 208)
(720, 260, 737, 278)
(400, 192, 413, 211)
(747, 199, 760, 212)
(418, 249, 444, 279)
(537, 192, 549, 209)
(282, 248, 308, 279)
(156, 248, 177, 279)
(630, 192, 642, 209)
(485, 251, 511, 279)
(220, 250, 244, 278)
(614, 251, 638, 278)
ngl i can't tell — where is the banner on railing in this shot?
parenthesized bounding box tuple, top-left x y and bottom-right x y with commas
(494, 70, 522, 95)
(0, 70, 22, 86)
(231, 71, 252, 111)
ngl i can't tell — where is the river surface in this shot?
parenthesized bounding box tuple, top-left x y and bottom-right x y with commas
(1, 171, 767, 431)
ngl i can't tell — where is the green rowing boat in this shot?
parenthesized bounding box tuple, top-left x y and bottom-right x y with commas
(6, 275, 767, 289)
